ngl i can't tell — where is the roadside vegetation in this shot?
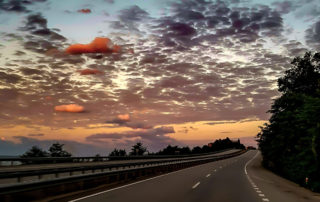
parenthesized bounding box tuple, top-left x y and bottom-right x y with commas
(257, 52, 320, 192)
(21, 137, 245, 158)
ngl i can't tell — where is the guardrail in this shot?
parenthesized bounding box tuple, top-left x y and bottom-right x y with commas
(0, 149, 237, 185)
(0, 148, 233, 166)
(0, 149, 247, 202)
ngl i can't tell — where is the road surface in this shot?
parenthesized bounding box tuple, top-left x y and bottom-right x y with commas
(64, 150, 320, 202)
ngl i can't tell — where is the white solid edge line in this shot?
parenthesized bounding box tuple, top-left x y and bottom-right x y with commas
(69, 151, 237, 202)
(244, 150, 259, 175)
(192, 182, 200, 189)
(69, 170, 182, 202)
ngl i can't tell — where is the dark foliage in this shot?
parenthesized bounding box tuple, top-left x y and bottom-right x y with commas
(258, 52, 320, 192)
(48, 142, 72, 157)
(21, 145, 49, 158)
(129, 142, 147, 156)
(157, 137, 245, 155)
(109, 149, 127, 157)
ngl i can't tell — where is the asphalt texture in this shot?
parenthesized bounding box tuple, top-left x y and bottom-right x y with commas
(51, 150, 320, 202)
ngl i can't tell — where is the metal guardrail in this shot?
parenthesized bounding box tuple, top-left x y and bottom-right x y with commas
(0, 148, 233, 166)
(0, 149, 237, 184)
(0, 149, 247, 202)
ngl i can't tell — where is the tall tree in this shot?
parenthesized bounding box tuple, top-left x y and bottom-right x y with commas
(48, 142, 72, 157)
(258, 52, 320, 192)
(130, 142, 147, 155)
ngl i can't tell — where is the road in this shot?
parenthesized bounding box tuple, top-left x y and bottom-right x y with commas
(65, 151, 320, 202)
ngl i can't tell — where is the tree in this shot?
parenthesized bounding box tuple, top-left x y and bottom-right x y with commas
(109, 149, 127, 156)
(278, 52, 320, 95)
(48, 142, 72, 157)
(257, 52, 320, 192)
(130, 142, 147, 155)
(21, 146, 49, 158)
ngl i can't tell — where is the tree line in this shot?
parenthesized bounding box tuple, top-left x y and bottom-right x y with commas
(257, 52, 320, 192)
(22, 137, 245, 158)
(21, 143, 71, 158)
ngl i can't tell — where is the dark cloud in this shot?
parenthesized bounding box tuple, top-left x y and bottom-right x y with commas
(86, 126, 177, 152)
(0, 0, 46, 13)
(106, 114, 152, 129)
(20, 13, 66, 41)
(272, 1, 298, 14)
(111, 5, 150, 32)
(305, 20, 320, 50)
(28, 133, 44, 137)
(0, 72, 21, 84)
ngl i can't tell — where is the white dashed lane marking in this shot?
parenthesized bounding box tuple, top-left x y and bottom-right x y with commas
(192, 182, 200, 189)
(206, 174, 211, 178)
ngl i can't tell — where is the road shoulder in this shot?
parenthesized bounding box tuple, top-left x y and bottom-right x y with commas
(247, 151, 320, 202)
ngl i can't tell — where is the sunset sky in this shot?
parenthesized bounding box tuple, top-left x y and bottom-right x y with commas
(0, 0, 319, 156)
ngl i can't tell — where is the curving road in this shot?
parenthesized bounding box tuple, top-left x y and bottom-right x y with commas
(63, 151, 320, 202)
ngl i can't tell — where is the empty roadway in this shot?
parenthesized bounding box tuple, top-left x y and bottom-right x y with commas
(65, 151, 320, 202)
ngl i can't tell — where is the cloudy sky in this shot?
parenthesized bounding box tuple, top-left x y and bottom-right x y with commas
(0, 0, 319, 156)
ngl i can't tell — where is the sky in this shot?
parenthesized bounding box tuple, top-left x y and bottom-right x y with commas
(0, 0, 319, 156)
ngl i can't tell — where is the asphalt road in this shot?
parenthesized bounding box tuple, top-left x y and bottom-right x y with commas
(66, 151, 320, 202)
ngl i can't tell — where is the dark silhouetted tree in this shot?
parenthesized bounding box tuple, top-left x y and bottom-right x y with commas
(109, 149, 127, 156)
(48, 142, 72, 157)
(21, 146, 49, 158)
(130, 142, 147, 155)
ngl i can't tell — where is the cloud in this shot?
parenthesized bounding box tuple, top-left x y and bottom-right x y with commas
(78, 69, 102, 75)
(54, 104, 85, 113)
(0, 0, 47, 13)
(20, 13, 66, 41)
(87, 126, 175, 141)
(111, 5, 150, 32)
(28, 133, 44, 137)
(117, 114, 130, 121)
(305, 20, 320, 50)
(106, 114, 131, 124)
(78, 9, 91, 14)
(66, 37, 121, 54)
(86, 126, 177, 152)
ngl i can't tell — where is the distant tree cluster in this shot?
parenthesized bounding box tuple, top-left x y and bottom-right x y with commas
(157, 138, 245, 155)
(106, 138, 244, 157)
(258, 52, 320, 192)
(21, 142, 72, 158)
(109, 148, 127, 156)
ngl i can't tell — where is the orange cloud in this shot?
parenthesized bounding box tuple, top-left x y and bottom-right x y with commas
(117, 114, 130, 121)
(78, 69, 102, 75)
(78, 9, 91, 14)
(66, 37, 121, 54)
(55, 104, 85, 113)
(45, 96, 53, 100)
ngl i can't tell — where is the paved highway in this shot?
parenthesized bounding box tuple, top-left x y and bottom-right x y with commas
(64, 151, 320, 202)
